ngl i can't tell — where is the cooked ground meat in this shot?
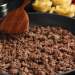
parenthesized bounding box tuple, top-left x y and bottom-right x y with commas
(0, 25, 75, 75)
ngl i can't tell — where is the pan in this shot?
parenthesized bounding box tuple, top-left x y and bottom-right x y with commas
(25, 4, 75, 75)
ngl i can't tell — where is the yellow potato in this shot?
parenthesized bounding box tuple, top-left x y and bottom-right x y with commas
(65, 12, 75, 17)
(32, 0, 52, 13)
(55, 5, 70, 15)
(52, 0, 72, 5)
(70, 4, 75, 13)
(32, 0, 75, 17)
(49, 7, 55, 13)
(54, 4, 75, 17)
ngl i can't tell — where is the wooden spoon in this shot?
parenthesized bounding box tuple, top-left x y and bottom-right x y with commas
(0, 0, 30, 33)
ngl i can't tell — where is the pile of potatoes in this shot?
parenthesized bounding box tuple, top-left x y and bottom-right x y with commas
(32, 0, 75, 17)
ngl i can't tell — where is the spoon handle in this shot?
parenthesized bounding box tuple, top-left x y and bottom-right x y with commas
(0, 0, 30, 33)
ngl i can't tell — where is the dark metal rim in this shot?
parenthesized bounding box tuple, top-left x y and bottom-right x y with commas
(0, 0, 21, 18)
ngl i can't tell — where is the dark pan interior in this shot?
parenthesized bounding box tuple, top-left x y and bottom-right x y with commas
(8, 0, 21, 11)
(28, 13, 75, 34)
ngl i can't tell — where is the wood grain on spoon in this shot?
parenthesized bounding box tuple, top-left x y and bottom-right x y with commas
(0, 0, 30, 33)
